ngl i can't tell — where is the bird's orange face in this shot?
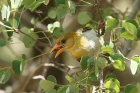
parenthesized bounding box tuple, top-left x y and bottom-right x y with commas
(51, 43, 64, 58)
(51, 32, 76, 58)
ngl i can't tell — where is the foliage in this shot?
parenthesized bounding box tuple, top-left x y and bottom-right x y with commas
(0, 0, 140, 93)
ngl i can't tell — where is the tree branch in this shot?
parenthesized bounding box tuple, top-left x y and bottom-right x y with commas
(122, 0, 140, 56)
(0, 21, 52, 48)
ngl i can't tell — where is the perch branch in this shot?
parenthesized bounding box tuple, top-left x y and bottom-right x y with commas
(0, 21, 52, 48)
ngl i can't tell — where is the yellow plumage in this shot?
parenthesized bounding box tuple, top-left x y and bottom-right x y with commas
(51, 28, 101, 59)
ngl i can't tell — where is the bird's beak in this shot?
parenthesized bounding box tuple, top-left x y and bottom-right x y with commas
(51, 44, 64, 58)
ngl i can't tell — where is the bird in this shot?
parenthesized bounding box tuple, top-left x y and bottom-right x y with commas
(51, 27, 101, 59)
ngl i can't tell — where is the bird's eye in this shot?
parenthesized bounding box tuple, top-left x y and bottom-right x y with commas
(61, 39, 66, 44)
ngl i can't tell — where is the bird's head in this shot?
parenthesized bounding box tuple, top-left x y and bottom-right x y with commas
(51, 32, 77, 58)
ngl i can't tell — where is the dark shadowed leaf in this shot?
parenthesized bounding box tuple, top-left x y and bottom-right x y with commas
(12, 59, 25, 75)
(80, 55, 90, 70)
(0, 39, 7, 47)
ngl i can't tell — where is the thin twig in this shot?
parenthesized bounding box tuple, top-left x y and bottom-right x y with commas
(94, 1, 105, 92)
(99, 69, 104, 89)
(19, 63, 44, 93)
(44, 63, 72, 76)
(34, 45, 49, 58)
(94, 0, 105, 36)
(0, 21, 52, 48)
(94, 0, 103, 21)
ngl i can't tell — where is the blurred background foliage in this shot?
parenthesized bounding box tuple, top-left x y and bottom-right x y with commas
(0, 0, 140, 93)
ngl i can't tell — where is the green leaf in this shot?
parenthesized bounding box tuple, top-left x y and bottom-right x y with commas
(22, 54, 26, 60)
(56, 4, 68, 19)
(120, 28, 135, 40)
(78, 73, 91, 86)
(22, 0, 35, 8)
(96, 57, 107, 69)
(90, 72, 98, 81)
(47, 21, 63, 32)
(113, 60, 125, 71)
(0, 71, 10, 84)
(0, 39, 7, 47)
(44, 89, 56, 93)
(39, 80, 56, 90)
(102, 45, 114, 54)
(55, 0, 66, 5)
(65, 75, 75, 83)
(78, 12, 93, 25)
(105, 74, 116, 79)
(87, 58, 95, 68)
(48, 8, 56, 19)
(1, 5, 10, 21)
(130, 56, 140, 75)
(80, 55, 90, 70)
(120, 22, 137, 40)
(95, 64, 99, 77)
(4, 22, 13, 38)
(57, 86, 68, 93)
(47, 75, 57, 83)
(12, 59, 25, 75)
(105, 78, 120, 88)
(122, 22, 137, 35)
(23, 32, 38, 48)
(126, 19, 139, 28)
(10, 17, 20, 29)
(102, 8, 111, 18)
(106, 16, 118, 31)
(68, 0, 76, 15)
(47, 21, 66, 38)
(12, 60, 21, 75)
(105, 89, 115, 93)
(29, 0, 44, 12)
(137, 28, 140, 40)
(110, 54, 125, 71)
(44, 0, 50, 5)
(66, 86, 79, 93)
(53, 27, 66, 39)
(105, 80, 120, 93)
(20, 27, 38, 48)
(124, 84, 138, 93)
(131, 55, 140, 63)
(19, 27, 28, 40)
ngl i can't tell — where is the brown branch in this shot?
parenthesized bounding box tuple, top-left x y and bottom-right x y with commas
(94, 0, 103, 21)
(0, 21, 52, 48)
(19, 63, 45, 93)
(94, 0, 105, 36)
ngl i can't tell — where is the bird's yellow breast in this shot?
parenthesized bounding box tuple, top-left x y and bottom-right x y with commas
(65, 32, 90, 59)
